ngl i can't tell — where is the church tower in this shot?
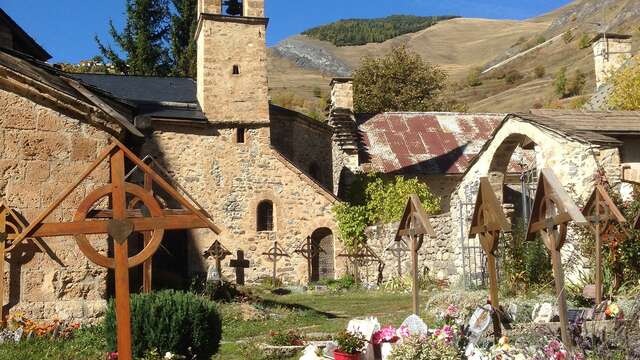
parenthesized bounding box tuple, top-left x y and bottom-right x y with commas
(196, 0, 269, 124)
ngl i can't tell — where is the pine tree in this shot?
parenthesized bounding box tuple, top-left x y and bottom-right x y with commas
(95, 0, 171, 76)
(170, 0, 198, 77)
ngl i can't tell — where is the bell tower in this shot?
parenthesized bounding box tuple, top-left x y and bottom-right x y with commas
(196, 0, 269, 124)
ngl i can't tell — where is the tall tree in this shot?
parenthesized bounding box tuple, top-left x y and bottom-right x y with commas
(609, 57, 640, 110)
(95, 0, 171, 76)
(170, 0, 198, 77)
(353, 45, 465, 113)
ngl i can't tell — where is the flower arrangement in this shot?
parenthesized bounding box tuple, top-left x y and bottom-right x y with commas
(372, 325, 410, 345)
(334, 330, 367, 355)
(604, 302, 623, 320)
(388, 335, 459, 360)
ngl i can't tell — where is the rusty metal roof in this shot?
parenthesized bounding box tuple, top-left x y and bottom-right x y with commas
(357, 112, 507, 175)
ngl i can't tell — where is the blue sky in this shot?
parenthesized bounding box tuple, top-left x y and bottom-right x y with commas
(2, 0, 572, 63)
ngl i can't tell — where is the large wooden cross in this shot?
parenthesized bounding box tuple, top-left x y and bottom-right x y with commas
(582, 184, 626, 305)
(527, 169, 587, 350)
(11, 140, 222, 360)
(262, 241, 289, 285)
(395, 194, 435, 316)
(294, 236, 325, 283)
(469, 177, 511, 342)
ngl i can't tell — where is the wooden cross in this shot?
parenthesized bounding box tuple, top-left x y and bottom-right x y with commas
(384, 238, 410, 277)
(204, 240, 232, 280)
(527, 169, 587, 350)
(582, 184, 626, 305)
(395, 194, 435, 315)
(262, 241, 289, 285)
(294, 236, 325, 283)
(229, 250, 250, 285)
(469, 177, 512, 342)
(11, 140, 222, 360)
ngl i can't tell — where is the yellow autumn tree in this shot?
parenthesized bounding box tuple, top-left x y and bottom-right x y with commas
(609, 57, 640, 110)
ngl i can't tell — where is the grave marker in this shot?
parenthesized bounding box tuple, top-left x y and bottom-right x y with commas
(469, 177, 511, 341)
(395, 194, 435, 316)
(262, 241, 289, 285)
(338, 243, 381, 286)
(384, 238, 409, 277)
(229, 250, 250, 285)
(527, 168, 588, 350)
(204, 240, 232, 282)
(582, 184, 626, 305)
(293, 236, 325, 283)
(10, 140, 222, 360)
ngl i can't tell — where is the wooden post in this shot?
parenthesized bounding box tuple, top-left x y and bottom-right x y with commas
(485, 248, 502, 339)
(111, 150, 133, 360)
(595, 221, 602, 305)
(142, 173, 153, 293)
(544, 231, 571, 349)
(410, 232, 419, 315)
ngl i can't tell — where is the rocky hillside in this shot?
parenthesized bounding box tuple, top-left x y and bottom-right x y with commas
(267, 0, 640, 115)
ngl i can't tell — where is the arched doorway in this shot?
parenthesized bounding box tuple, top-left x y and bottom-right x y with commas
(310, 227, 334, 282)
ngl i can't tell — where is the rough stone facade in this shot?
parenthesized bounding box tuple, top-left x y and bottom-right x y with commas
(140, 123, 343, 285)
(0, 87, 119, 322)
(592, 34, 632, 89)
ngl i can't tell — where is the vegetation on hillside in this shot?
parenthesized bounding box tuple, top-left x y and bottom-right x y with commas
(302, 15, 458, 47)
(609, 56, 640, 110)
(353, 45, 466, 113)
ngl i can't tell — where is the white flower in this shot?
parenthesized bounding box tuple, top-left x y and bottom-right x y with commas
(164, 352, 174, 359)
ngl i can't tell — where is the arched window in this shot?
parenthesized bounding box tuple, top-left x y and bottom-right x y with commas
(257, 200, 273, 231)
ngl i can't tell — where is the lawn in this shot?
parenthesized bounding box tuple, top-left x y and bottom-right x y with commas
(0, 289, 419, 360)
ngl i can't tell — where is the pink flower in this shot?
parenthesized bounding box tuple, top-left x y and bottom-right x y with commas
(396, 325, 410, 338)
(446, 305, 459, 317)
(106, 352, 118, 360)
(372, 326, 400, 344)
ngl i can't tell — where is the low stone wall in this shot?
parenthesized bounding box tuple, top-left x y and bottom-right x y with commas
(358, 213, 457, 285)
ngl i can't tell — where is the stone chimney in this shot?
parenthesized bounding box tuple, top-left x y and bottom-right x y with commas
(592, 33, 632, 89)
(328, 78, 359, 197)
(195, 0, 269, 124)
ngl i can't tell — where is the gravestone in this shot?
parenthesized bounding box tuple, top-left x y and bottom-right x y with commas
(229, 250, 250, 285)
(467, 305, 493, 344)
(532, 303, 558, 323)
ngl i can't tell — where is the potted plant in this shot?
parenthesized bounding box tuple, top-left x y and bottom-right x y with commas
(372, 326, 409, 360)
(334, 330, 367, 360)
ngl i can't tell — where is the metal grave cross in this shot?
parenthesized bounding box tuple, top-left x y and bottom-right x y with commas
(11, 140, 222, 360)
(395, 194, 436, 316)
(582, 184, 626, 305)
(469, 177, 512, 342)
(338, 242, 381, 285)
(527, 168, 587, 350)
(384, 238, 410, 277)
(294, 236, 325, 283)
(229, 250, 250, 285)
(262, 241, 289, 285)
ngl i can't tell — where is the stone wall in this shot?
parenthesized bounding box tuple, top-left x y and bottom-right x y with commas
(592, 35, 632, 89)
(141, 123, 344, 285)
(270, 107, 334, 191)
(0, 88, 118, 322)
(357, 214, 457, 285)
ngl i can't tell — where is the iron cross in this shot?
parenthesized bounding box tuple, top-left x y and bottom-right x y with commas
(229, 250, 250, 285)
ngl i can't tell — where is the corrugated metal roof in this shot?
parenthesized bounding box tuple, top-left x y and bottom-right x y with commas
(357, 112, 507, 175)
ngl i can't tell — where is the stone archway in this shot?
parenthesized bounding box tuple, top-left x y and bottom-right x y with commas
(310, 227, 334, 281)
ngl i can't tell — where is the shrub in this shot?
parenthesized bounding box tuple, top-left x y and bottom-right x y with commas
(334, 330, 367, 354)
(104, 290, 222, 358)
(505, 69, 524, 84)
(466, 67, 483, 87)
(388, 335, 459, 359)
(563, 30, 574, 44)
(534, 65, 546, 79)
(578, 33, 591, 49)
(609, 56, 640, 110)
(268, 330, 305, 346)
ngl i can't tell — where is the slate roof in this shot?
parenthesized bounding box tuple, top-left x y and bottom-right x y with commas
(357, 112, 508, 175)
(528, 109, 640, 136)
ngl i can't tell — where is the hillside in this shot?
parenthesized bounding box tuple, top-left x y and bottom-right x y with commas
(268, 0, 640, 115)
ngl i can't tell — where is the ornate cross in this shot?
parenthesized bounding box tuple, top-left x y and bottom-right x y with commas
(469, 177, 511, 342)
(204, 240, 232, 281)
(294, 236, 325, 283)
(262, 241, 289, 285)
(582, 184, 626, 304)
(11, 140, 222, 360)
(395, 194, 435, 315)
(338, 242, 381, 285)
(384, 239, 409, 277)
(527, 169, 587, 350)
(229, 250, 250, 285)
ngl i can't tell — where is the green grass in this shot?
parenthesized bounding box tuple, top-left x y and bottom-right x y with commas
(0, 326, 106, 360)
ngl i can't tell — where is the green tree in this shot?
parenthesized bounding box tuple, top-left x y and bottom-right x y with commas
(96, 0, 171, 76)
(554, 67, 568, 97)
(353, 45, 464, 113)
(609, 57, 640, 110)
(467, 67, 483, 87)
(170, 0, 198, 77)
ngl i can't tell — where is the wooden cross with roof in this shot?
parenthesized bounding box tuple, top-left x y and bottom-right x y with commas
(469, 177, 511, 341)
(395, 194, 436, 315)
(527, 168, 587, 350)
(582, 184, 626, 304)
(10, 139, 222, 360)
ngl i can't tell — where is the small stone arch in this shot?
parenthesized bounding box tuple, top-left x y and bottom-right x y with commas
(310, 227, 334, 281)
(246, 191, 284, 234)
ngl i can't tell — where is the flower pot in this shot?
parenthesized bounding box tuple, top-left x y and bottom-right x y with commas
(334, 350, 361, 360)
